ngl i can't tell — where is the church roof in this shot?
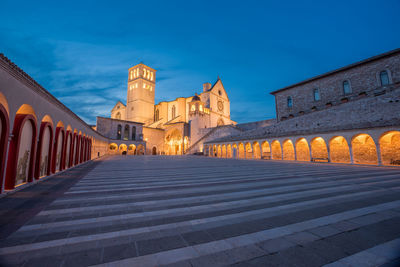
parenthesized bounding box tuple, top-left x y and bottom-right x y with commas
(191, 94, 201, 101)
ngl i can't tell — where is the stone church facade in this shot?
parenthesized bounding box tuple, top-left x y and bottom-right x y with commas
(96, 63, 236, 155)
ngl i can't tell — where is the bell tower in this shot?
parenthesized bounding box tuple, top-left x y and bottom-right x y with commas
(126, 63, 156, 124)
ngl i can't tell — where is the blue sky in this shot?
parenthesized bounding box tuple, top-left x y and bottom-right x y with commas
(1, 0, 399, 124)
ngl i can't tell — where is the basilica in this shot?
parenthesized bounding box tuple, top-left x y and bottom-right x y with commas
(95, 63, 236, 155)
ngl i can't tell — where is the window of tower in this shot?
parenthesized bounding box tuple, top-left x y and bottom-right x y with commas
(151, 72, 154, 81)
(147, 71, 150, 79)
(130, 71, 133, 80)
(150, 86, 153, 91)
(136, 83, 138, 88)
(143, 83, 146, 88)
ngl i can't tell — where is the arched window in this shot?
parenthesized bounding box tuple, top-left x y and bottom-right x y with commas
(380, 70, 389, 86)
(117, 125, 122, 140)
(287, 96, 293, 108)
(172, 105, 176, 118)
(313, 89, 320, 101)
(116, 112, 121, 120)
(131, 126, 136, 140)
(155, 109, 159, 121)
(343, 80, 351, 94)
(123, 125, 129, 140)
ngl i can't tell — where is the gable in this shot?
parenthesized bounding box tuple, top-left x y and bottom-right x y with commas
(111, 101, 126, 112)
(210, 79, 229, 101)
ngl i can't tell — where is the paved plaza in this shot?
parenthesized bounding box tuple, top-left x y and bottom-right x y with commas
(0, 156, 400, 267)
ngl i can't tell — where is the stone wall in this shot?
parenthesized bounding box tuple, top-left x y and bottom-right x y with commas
(96, 117, 143, 141)
(273, 50, 400, 121)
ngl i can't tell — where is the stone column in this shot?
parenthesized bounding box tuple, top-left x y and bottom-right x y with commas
(376, 144, 383, 166)
(348, 143, 354, 164)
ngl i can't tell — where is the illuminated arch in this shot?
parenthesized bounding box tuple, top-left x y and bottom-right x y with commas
(310, 137, 328, 162)
(119, 144, 128, 155)
(222, 144, 227, 158)
(128, 144, 136, 155)
(329, 136, 351, 163)
(295, 138, 310, 161)
(137, 144, 145, 155)
(217, 145, 222, 157)
(351, 134, 378, 165)
(52, 126, 65, 172)
(5, 112, 37, 190)
(0, 100, 10, 192)
(271, 140, 282, 160)
(379, 131, 400, 165)
(252, 142, 261, 159)
(227, 144, 232, 158)
(238, 143, 245, 159)
(261, 141, 271, 159)
(64, 130, 73, 168)
(282, 139, 295, 160)
(35, 117, 53, 179)
(152, 146, 157, 155)
(245, 142, 252, 159)
(232, 143, 238, 158)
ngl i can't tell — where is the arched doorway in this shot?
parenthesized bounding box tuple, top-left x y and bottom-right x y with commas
(238, 143, 245, 158)
(64, 130, 72, 168)
(351, 134, 378, 165)
(137, 144, 145, 155)
(271, 140, 282, 160)
(119, 144, 128, 155)
(0, 100, 10, 191)
(282, 139, 295, 160)
(52, 125, 65, 173)
(152, 146, 157, 155)
(310, 137, 328, 162)
(379, 131, 400, 165)
(109, 143, 118, 154)
(245, 142, 252, 159)
(253, 142, 261, 159)
(227, 144, 232, 158)
(5, 105, 37, 190)
(222, 144, 227, 158)
(295, 138, 310, 161)
(128, 144, 136, 155)
(35, 117, 53, 179)
(261, 141, 271, 159)
(329, 136, 351, 163)
(165, 129, 182, 155)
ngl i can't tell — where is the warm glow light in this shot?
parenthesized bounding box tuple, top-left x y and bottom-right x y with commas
(191, 104, 196, 111)
(199, 105, 203, 112)
(151, 72, 153, 81)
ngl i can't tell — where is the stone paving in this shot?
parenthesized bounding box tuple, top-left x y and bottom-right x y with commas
(0, 155, 400, 267)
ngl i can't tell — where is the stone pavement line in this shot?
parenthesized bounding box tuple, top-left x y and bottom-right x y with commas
(49, 171, 400, 207)
(86, 200, 400, 267)
(2, 190, 395, 255)
(0, 161, 100, 239)
(16, 186, 388, 232)
(323, 238, 400, 267)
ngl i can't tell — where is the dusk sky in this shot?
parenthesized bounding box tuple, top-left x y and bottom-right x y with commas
(1, 0, 399, 124)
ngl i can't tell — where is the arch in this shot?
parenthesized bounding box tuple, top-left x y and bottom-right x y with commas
(295, 138, 310, 161)
(282, 139, 295, 160)
(117, 125, 122, 140)
(271, 140, 282, 160)
(116, 112, 121, 120)
(379, 131, 400, 165)
(329, 136, 351, 163)
(88, 139, 92, 160)
(5, 114, 37, 189)
(238, 143, 245, 159)
(0, 102, 10, 192)
(351, 134, 378, 165)
(119, 144, 127, 155)
(109, 143, 118, 154)
(123, 125, 129, 140)
(64, 130, 72, 168)
(213, 144, 217, 157)
(232, 143, 238, 158)
(152, 146, 157, 155)
(227, 144, 232, 158)
(16, 104, 37, 121)
(310, 137, 328, 161)
(252, 142, 261, 159)
(74, 135, 81, 165)
(222, 144, 227, 158)
(79, 135, 85, 163)
(261, 141, 271, 159)
(245, 142, 252, 159)
(0, 92, 9, 116)
(52, 127, 65, 173)
(137, 144, 145, 155)
(217, 118, 224, 126)
(131, 126, 136, 140)
(35, 121, 53, 179)
(217, 145, 222, 158)
(71, 133, 78, 165)
(128, 144, 136, 155)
